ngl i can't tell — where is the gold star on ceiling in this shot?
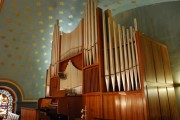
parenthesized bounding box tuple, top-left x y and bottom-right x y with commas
(44, 60, 48, 64)
(131, 0, 137, 3)
(70, 6, 76, 10)
(38, 67, 42, 71)
(49, 24, 53, 28)
(7, 54, 12, 58)
(27, 16, 33, 21)
(23, 41, 27, 45)
(59, 11, 64, 14)
(36, 59, 40, 62)
(41, 45, 46, 49)
(38, 91, 41, 95)
(38, 21, 44, 25)
(8, 29, 14, 32)
(12, 2, 18, 8)
(25, 48, 30, 52)
(15, 47, 19, 50)
(9, 63, 15, 67)
(29, 66, 34, 71)
(37, 11, 43, 16)
(39, 29, 44, 33)
(15, 13, 20, 17)
(12, 38, 16, 42)
(13, 72, 18, 77)
(0, 35, 6, 39)
(34, 51, 39, 55)
(27, 58, 32, 62)
(2, 72, 8, 76)
(41, 37, 46, 41)
(18, 55, 23, 59)
(59, 2, 65, 6)
(36, 2, 42, 6)
(48, 6, 53, 11)
(4, 44, 9, 48)
(43, 52, 47, 56)
(32, 43, 37, 47)
(20, 64, 25, 69)
(0, 61, 4, 66)
(18, 23, 23, 26)
(20, 32, 26, 35)
(48, 16, 53, 20)
(29, 26, 34, 30)
(32, 74, 37, 79)
(5, 18, 11, 24)
(40, 75, 44, 79)
(31, 34, 36, 38)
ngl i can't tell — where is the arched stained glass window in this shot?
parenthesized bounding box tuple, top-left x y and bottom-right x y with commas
(0, 89, 13, 112)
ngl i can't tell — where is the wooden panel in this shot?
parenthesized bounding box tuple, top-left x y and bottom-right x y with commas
(152, 43, 165, 83)
(161, 47, 173, 83)
(114, 95, 121, 119)
(146, 87, 161, 120)
(50, 77, 57, 96)
(120, 95, 127, 120)
(158, 87, 171, 120)
(102, 93, 146, 120)
(167, 87, 179, 120)
(136, 94, 145, 120)
(103, 94, 115, 119)
(21, 107, 38, 120)
(58, 96, 82, 120)
(139, 33, 156, 83)
(85, 95, 102, 119)
(131, 94, 138, 120)
(126, 95, 132, 120)
(50, 76, 66, 97)
(84, 66, 99, 93)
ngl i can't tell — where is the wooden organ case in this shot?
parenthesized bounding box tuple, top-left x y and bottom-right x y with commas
(40, 0, 179, 120)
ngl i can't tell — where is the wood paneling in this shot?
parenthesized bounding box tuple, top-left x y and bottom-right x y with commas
(21, 107, 38, 120)
(137, 32, 179, 120)
(152, 43, 165, 83)
(161, 47, 173, 84)
(85, 95, 102, 119)
(167, 87, 179, 120)
(84, 66, 99, 93)
(103, 94, 115, 119)
(139, 33, 156, 83)
(102, 93, 146, 120)
(58, 96, 82, 120)
(158, 87, 171, 120)
(146, 87, 161, 120)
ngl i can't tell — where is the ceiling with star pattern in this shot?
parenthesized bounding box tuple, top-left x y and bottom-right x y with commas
(0, 0, 178, 99)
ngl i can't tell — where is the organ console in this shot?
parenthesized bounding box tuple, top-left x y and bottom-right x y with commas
(36, 0, 179, 119)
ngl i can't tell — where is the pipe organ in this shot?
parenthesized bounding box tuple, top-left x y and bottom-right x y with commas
(84, 0, 98, 66)
(39, 0, 179, 119)
(103, 10, 141, 92)
(60, 21, 83, 61)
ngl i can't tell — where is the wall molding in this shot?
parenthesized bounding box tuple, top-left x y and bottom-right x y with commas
(0, 78, 38, 102)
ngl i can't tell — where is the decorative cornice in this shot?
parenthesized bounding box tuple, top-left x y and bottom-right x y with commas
(0, 78, 38, 102)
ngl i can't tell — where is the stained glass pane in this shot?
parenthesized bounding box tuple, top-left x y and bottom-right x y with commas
(0, 89, 13, 112)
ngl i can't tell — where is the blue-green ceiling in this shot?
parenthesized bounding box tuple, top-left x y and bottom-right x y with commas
(0, 0, 178, 99)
